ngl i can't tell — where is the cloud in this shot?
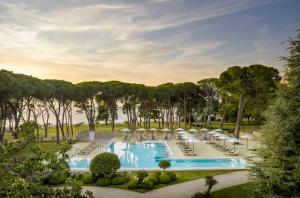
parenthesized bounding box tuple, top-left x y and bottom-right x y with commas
(0, 0, 284, 85)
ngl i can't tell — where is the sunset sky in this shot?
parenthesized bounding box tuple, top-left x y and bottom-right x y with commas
(0, 0, 299, 85)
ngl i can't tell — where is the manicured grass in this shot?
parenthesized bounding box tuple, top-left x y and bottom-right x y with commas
(4, 121, 260, 142)
(14, 142, 64, 161)
(210, 183, 250, 198)
(37, 121, 260, 139)
(111, 170, 237, 193)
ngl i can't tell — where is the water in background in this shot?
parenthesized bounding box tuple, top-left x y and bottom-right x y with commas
(36, 104, 127, 126)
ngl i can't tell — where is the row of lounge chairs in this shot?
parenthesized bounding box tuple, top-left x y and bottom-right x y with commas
(207, 140, 239, 156)
(123, 134, 172, 141)
(177, 141, 197, 156)
(77, 142, 99, 156)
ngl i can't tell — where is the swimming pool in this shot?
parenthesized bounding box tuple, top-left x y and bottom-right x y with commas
(69, 141, 247, 170)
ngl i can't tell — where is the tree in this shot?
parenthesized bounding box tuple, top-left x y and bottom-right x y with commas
(100, 81, 125, 136)
(218, 65, 280, 138)
(198, 78, 218, 129)
(176, 82, 200, 130)
(250, 31, 300, 198)
(45, 80, 74, 143)
(89, 152, 121, 178)
(75, 81, 102, 131)
(159, 160, 171, 171)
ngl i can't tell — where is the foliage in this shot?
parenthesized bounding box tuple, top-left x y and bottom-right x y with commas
(0, 137, 92, 197)
(218, 65, 280, 137)
(96, 178, 111, 186)
(82, 173, 95, 184)
(191, 192, 209, 198)
(141, 179, 154, 189)
(250, 31, 300, 198)
(165, 171, 177, 181)
(136, 171, 148, 185)
(111, 176, 126, 185)
(89, 152, 121, 178)
(127, 179, 138, 189)
(17, 121, 38, 142)
(159, 160, 171, 171)
(147, 176, 159, 185)
(191, 176, 218, 198)
(159, 174, 171, 184)
(154, 171, 162, 177)
(205, 176, 218, 194)
(48, 171, 67, 185)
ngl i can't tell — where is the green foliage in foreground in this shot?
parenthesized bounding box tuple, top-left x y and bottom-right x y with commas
(250, 32, 300, 197)
(0, 122, 93, 198)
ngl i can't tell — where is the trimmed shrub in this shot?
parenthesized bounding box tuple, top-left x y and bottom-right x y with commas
(159, 160, 171, 171)
(147, 176, 159, 185)
(165, 172, 177, 181)
(159, 174, 171, 184)
(48, 172, 66, 185)
(154, 171, 162, 178)
(82, 173, 94, 184)
(141, 180, 154, 189)
(90, 152, 121, 178)
(96, 178, 111, 186)
(127, 179, 138, 189)
(111, 176, 126, 185)
(136, 171, 148, 184)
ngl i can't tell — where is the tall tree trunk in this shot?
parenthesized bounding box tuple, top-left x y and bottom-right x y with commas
(220, 104, 227, 129)
(56, 119, 60, 144)
(184, 97, 187, 130)
(161, 109, 165, 128)
(69, 105, 74, 137)
(235, 94, 245, 138)
(208, 95, 213, 129)
(189, 112, 191, 129)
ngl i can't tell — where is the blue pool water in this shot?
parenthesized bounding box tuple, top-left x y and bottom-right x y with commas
(69, 141, 247, 170)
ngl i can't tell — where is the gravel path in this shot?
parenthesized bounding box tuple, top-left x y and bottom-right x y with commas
(82, 171, 249, 198)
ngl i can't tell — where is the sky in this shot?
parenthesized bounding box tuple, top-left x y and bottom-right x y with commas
(0, 0, 299, 85)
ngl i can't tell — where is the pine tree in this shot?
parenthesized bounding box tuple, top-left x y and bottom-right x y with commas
(250, 31, 300, 197)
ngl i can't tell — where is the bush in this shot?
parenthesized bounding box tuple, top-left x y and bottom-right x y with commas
(90, 152, 121, 178)
(159, 160, 171, 171)
(159, 174, 171, 184)
(147, 176, 159, 185)
(96, 178, 111, 186)
(127, 179, 138, 189)
(82, 173, 94, 184)
(136, 171, 148, 184)
(141, 180, 154, 189)
(48, 172, 66, 185)
(191, 192, 209, 198)
(165, 172, 177, 181)
(75, 173, 83, 180)
(111, 176, 126, 185)
(154, 171, 162, 178)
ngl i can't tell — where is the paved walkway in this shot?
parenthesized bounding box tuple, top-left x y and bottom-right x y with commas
(82, 171, 249, 198)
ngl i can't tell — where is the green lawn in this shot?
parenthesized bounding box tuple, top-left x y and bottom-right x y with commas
(210, 183, 250, 198)
(111, 170, 237, 193)
(4, 121, 260, 142)
(14, 142, 64, 161)
(35, 121, 260, 139)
